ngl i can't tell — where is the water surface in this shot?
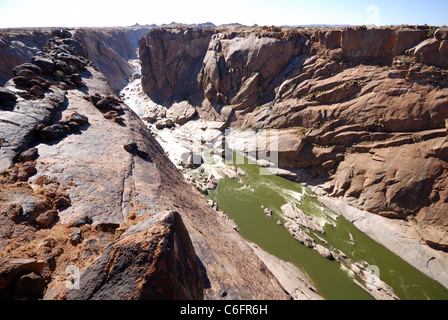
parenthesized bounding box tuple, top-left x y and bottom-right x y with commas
(207, 153, 448, 300)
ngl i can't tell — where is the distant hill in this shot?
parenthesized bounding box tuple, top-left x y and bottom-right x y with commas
(282, 24, 353, 28)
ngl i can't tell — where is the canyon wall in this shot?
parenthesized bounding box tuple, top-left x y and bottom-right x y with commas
(2, 24, 448, 300)
(0, 29, 291, 300)
(139, 26, 448, 243)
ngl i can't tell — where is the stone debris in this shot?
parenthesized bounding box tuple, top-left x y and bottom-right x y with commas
(281, 203, 324, 234)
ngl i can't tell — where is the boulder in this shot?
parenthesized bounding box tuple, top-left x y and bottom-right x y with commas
(17, 161, 37, 181)
(30, 85, 45, 98)
(435, 28, 448, 40)
(13, 75, 34, 88)
(66, 211, 204, 300)
(19, 148, 39, 162)
(13, 63, 43, 77)
(281, 203, 325, 234)
(155, 118, 175, 129)
(315, 244, 334, 260)
(166, 101, 197, 125)
(31, 56, 56, 75)
(284, 221, 316, 248)
(69, 73, 83, 86)
(95, 99, 113, 110)
(0, 259, 45, 299)
(123, 141, 151, 160)
(34, 210, 58, 229)
(70, 215, 93, 228)
(55, 52, 86, 71)
(13, 272, 46, 300)
(0, 88, 17, 106)
(68, 112, 89, 125)
(69, 229, 83, 245)
(410, 38, 448, 69)
(54, 195, 71, 208)
(67, 121, 80, 132)
(38, 124, 67, 140)
(218, 166, 239, 179)
(94, 222, 120, 233)
(183, 153, 203, 168)
(262, 207, 273, 218)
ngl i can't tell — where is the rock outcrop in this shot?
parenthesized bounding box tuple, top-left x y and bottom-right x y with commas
(2, 23, 448, 300)
(67, 211, 204, 300)
(0, 31, 52, 86)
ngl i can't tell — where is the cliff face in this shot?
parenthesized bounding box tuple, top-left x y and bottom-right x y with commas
(0, 29, 290, 300)
(139, 28, 215, 104)
(139, 26, 448, 241)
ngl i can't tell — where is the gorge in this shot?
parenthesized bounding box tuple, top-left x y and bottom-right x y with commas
(0, 23, 448, 300)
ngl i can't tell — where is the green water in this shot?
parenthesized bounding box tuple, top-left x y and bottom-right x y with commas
(206, 153, 448, 300)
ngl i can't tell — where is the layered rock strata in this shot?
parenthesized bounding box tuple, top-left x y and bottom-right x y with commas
(139, 25, 448, 231)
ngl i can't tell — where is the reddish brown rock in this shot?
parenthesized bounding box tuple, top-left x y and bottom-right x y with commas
(410, 38, 448, 69)
(0, 259, 45, 299)
(14, 272, 46, 300)
(34, 210, 59, 229)
(67, 211, 204, 300)
(435, 27, 448, 40)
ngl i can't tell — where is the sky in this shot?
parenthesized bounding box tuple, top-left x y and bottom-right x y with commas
(0, 0, 447, 29)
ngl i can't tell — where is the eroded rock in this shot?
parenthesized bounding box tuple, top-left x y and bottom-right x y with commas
(67, 211, 204, 300)
(0, 88, 17, 106)
(281, 203, 324, 234)
(0, 259, 45, 299)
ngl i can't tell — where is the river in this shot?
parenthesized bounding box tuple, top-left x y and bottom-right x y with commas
(120, 57, 448, 300)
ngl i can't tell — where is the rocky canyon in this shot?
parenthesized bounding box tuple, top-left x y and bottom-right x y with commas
(1, 23, 448, 301)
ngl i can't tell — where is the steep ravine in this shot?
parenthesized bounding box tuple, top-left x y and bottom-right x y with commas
(120, 48, 448, 300)
(137, 25, 448, 297)
(0, 28, 292, 300)
(139, 25, 448, 229)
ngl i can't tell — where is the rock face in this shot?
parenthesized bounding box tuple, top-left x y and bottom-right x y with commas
(166, 101, 197, 124)
(2, 24, 448, 300)
(139, 25, 448, 232)
(76, 28, 150, 92)
(139, 28, 214, 104)
(67, 211, 204, 300)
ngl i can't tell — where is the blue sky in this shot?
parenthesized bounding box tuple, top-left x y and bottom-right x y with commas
(0, 0, 447, 28)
